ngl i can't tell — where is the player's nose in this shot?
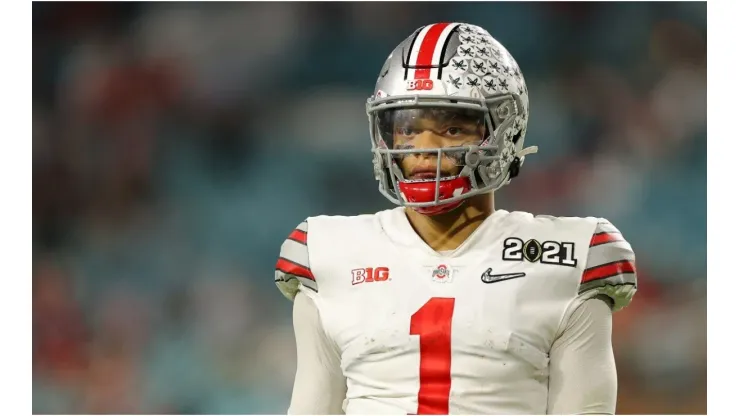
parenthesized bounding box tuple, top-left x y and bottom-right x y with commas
(411, 130, 445, 151)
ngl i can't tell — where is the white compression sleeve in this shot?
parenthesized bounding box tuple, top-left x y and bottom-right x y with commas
(288, 292, 347, 415)
(547, 296, 618, 415)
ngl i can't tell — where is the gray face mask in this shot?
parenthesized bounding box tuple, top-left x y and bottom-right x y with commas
(367, 96, 537, 209)
(378, 107, 486, 169)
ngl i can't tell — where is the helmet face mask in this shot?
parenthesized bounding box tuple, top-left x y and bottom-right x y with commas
(366, 23, 537, 215)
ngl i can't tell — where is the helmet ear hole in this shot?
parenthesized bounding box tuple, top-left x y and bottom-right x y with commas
(512, 131, 522, 144)
(508, 157, 521, 179)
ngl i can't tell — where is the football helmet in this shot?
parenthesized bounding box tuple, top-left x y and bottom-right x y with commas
(366, 23, 537, 215)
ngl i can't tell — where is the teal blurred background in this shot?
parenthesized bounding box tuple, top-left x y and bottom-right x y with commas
(33, 2, 706, 414)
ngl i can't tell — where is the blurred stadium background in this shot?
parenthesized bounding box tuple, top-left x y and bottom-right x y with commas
(32, 2, 706, 414)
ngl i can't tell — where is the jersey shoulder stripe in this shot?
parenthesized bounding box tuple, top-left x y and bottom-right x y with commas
(287, 228, 307, 245)
(275, 220, 318, 300)
(583, 259, 636, 284)
(589, 230, 625, 247)
(276, 256, 315, 282)
(579, 219, 637, 311)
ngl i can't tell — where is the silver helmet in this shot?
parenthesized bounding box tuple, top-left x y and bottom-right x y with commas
(366, 23, 537, 215)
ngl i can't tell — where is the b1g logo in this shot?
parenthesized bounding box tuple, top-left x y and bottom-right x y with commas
(351, 267, 390, 285)
(406, 79, 434, 91)
(502, 238, 577, 267)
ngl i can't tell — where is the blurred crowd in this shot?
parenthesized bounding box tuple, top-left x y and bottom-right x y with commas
(33, 2, 706, 414)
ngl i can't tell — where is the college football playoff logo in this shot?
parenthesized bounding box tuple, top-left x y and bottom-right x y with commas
(502, 237, 578, 267)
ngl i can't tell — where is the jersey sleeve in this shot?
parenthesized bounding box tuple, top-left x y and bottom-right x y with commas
(275, 220, 318, 301)
(289, 292, 346, 414)
(547, 297, 617, 414)
(579, 219, 638, 312)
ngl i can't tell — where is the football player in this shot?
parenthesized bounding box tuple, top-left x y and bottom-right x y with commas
(275, 22, 637, 415)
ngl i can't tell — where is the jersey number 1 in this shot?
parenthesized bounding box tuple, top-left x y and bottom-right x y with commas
(409, 297, 455, 415)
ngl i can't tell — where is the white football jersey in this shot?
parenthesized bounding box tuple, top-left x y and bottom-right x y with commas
(275, 207, 637, 415)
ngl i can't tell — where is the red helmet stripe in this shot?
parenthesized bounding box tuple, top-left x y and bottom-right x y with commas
(414, 23, 452, 80)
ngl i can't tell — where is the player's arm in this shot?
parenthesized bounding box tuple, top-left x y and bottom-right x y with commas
(289, 292, 347, 415)
(274, 220, 347, 415)
(546, 219, 638, 415)
(547, 296, 617, 415)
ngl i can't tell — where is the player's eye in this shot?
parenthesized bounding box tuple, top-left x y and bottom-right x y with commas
(396, 127, 416, 136)
(446, 127, 465, 136)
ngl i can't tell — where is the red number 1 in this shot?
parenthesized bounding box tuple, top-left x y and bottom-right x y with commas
(410, 297, 455, 415)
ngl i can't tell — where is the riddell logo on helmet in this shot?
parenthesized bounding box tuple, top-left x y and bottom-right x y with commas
(351, 267, 390, 285)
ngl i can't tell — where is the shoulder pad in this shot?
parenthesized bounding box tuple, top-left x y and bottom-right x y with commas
(580, 219, 637, 311)
(274, 220, 318, 301)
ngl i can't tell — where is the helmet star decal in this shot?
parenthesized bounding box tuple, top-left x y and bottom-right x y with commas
(466, 76, 481, 88)
(458, 46, 474, 57)
(484, 77, 497, 92)
(471, 59, 487, 76)
(451, 58, 468, 72)
(447, 74, 462, 89)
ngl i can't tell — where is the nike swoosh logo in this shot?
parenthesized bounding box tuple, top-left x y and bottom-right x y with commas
(481, 270, 526, 284)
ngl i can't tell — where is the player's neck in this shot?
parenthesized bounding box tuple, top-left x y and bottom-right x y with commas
(404, 194, 494, 252)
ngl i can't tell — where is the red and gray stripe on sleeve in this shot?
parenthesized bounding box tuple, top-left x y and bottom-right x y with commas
(275, 220, 318, 293)
(580, 220, 637, 294)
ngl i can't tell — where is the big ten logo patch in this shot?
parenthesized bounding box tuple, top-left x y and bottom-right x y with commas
(502, 237, 577, 267)
(351, 267, 390, 285)
(406, 79, 434, 91)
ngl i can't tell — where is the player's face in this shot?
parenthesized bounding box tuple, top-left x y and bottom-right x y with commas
(388, 108, 486, 179)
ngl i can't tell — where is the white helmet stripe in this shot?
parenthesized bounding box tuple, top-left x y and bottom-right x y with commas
(411, 23, 455, 79)
(407, 24, 433, 74)
(431, 23, 460, 76)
